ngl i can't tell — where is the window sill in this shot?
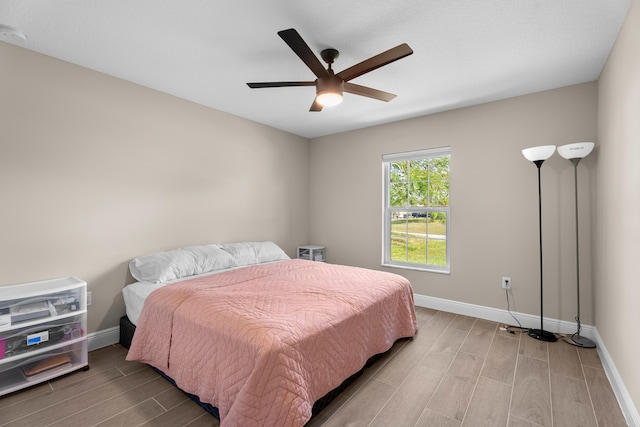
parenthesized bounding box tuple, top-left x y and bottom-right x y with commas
(382, 263, 450, 274)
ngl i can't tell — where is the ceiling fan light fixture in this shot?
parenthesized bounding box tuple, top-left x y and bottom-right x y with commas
(316, 91, 343, 107)
(316, 76, 344, 107)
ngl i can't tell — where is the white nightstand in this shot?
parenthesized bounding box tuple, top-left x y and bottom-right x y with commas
(297, 245, 326, 262)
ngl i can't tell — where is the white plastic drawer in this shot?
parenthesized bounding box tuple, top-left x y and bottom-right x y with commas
(0, 340, 88, 395)
(0, 287, 83, 330)
(0, 316, 84, 360)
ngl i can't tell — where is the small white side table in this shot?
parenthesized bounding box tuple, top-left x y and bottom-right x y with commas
(296, 245, 326, 262)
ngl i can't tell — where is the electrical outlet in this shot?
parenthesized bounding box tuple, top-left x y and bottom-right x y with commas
(87, 291, 92, 306)
(502, 276, 511, 289)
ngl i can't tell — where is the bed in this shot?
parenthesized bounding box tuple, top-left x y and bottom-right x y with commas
(122, 241, 417, 427)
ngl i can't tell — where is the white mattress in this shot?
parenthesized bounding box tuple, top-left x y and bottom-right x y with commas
(123, 281, 167, 326)
(123, 263, 276, 325)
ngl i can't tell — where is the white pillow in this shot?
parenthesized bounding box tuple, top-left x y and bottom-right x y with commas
(129, 248, 196, 283)
(252, 241, 290, 263)
(129, 241, 289, 283)
(129, 244, 236, 283)
(220, 241, 289, 266)
(182, 244, 237, 274)
(219, 242, 257, 266)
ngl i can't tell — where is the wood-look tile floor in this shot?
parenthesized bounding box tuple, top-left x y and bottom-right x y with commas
(0, 307, 628, 427)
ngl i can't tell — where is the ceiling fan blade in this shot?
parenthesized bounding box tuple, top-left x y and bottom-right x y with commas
(278, 29, 330, 79)
(309, 98, 323, 112)
(337, 43, 413, 82)
(247, 81, 315, 88)
(344, 82, 396, 102)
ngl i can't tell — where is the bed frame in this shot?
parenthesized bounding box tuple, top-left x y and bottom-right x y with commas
(119, 315, 377, 422)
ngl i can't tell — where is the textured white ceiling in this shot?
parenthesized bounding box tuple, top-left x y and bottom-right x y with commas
(0, 0, 632, 138)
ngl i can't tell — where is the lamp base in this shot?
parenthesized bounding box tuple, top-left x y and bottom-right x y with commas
(564, 334, 596, 348)
(528, 328, 558, 342)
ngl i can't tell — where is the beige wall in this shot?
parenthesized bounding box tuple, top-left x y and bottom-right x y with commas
(309, 83, 598, 325)
(597, 0, 640, 416)
(0, 42, 310, 333)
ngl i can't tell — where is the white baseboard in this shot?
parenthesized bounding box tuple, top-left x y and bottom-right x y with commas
(87, 325, 120, 352)
(591, 328, 640, 427)
(413, 293, 638, 427)
(413, 293, 596, 338)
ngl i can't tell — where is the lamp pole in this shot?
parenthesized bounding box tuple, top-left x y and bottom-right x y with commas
(522, 145, 557, 342)
(558, 142, 596, 348)
(527, 160, 557, 342)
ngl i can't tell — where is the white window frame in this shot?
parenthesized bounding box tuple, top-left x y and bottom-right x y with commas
(382, 147, 450, 273)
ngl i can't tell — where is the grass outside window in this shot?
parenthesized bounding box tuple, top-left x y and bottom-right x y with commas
(390, 218, 447, 266)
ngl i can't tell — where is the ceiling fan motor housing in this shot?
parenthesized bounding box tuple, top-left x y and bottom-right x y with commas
(316, 75, 344, 96)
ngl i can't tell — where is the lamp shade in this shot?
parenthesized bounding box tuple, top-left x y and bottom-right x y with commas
(557, 142, 594, 160)
(522, 145, 556, 162)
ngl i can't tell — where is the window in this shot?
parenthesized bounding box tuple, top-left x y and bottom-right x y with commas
(383, 148, 450, 272)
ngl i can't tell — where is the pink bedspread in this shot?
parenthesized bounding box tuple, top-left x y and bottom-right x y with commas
(126, 259, 416, 427)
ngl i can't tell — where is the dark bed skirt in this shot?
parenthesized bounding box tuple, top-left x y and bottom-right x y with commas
(119, 316, 376, 421)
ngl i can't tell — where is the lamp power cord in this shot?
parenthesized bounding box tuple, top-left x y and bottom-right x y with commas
(503, 288, 528, 334)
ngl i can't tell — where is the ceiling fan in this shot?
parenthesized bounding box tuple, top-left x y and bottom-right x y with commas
(246, 28, 413, 112)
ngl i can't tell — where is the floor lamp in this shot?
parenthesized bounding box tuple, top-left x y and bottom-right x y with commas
(558, 142, 596, 348)
(522, 145, 558, 342)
